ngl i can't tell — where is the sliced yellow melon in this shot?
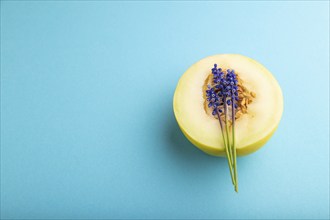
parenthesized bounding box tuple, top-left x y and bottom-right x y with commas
(173, 54, 283, 156)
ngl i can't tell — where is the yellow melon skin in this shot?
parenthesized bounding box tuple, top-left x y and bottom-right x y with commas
(173, 54, 283, 157)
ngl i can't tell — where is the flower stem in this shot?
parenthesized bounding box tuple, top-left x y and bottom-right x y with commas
(224, 98, 233, 164)
(231, 102, 238, 193)
(224, 99, 237, 191)
(216, 111, 235, 185)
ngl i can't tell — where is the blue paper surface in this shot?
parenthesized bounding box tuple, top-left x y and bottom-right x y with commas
(1, 1, 329, 219)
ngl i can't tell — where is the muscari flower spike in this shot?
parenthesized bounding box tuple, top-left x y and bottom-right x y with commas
(206, 64, 227, 115)
(225, 69, 239, 109)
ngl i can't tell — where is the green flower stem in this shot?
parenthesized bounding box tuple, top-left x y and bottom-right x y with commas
(216, 111, 235, 185)
(231, 102, 238, 192)
(224, 100, 237, 192)
(224, 100, 233, 164)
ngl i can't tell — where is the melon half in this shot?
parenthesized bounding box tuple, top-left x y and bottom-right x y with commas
(173, 54, 283, 156)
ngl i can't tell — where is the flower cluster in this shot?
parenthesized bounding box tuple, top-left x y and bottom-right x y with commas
(224, 69, 239, 109)
(206, 86, 221, 116)
(206, 64, 239, 116)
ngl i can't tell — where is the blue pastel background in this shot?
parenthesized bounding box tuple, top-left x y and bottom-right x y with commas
(1, 1, 329, 219)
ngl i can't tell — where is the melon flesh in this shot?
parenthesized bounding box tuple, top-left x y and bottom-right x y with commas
(173, 54, 283, 156)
